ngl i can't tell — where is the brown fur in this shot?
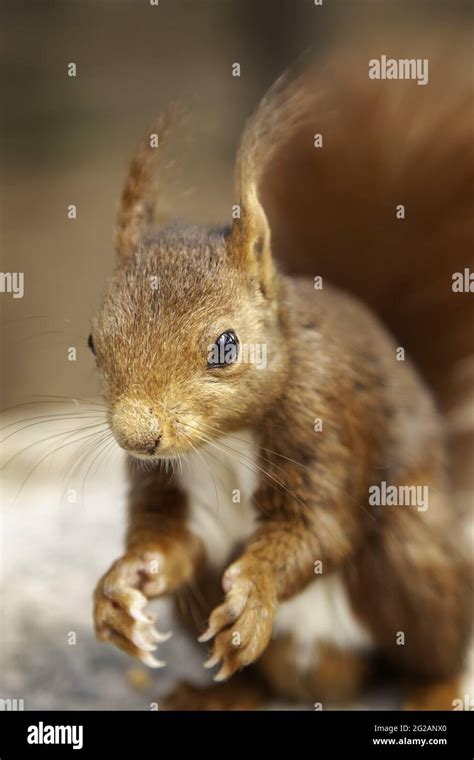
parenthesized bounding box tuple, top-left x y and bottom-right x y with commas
(115, 107, 177, 260)
(405, 678, 462, 712)
(161, 674, 267, 711)
(258, 637, 371, 704)
(257, 30, 474, 504)
(92, 30, 472, 709)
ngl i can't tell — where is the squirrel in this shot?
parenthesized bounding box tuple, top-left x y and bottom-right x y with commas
(91, 30, 472, 711)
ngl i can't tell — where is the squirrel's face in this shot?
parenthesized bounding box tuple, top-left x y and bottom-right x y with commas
(89, 226, 286, 460)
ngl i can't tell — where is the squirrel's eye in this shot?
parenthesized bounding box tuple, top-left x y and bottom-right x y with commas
(207, 331, 239, 368)
(87, 334, 96, 356)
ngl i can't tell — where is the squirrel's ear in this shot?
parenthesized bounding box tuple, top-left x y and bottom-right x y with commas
(227, 184, 277, 298)
(115, 108, 176, 260)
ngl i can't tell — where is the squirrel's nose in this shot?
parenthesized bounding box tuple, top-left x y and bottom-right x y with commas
(111, 399, 161, 456)
(126, 436, 161, 456)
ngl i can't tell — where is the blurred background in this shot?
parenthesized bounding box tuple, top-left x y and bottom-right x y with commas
(1, 0, 472, 710)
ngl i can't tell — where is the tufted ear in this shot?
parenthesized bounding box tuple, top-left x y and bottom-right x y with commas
(227, 183, 277, 298)
(115, 107, 177, 261)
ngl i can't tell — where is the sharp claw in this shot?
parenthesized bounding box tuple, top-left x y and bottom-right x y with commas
(203, 653, 221, 669)
(139, 652, 166, 669)
(213, 665, 231, 682)
(130, 607, 149, 623)
(151, 629, 172, 643)
(132, 634, 157, 652)
(198, 627, 215, 643)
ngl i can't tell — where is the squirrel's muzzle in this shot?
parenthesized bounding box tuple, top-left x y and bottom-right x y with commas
(111, 398, 162, 457)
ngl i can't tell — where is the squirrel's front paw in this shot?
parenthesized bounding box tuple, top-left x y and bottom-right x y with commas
(198, 558, 277, 681)
(93, 551, 171, 668)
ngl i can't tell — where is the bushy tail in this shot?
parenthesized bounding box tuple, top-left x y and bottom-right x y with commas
(241, 27, 474, 516)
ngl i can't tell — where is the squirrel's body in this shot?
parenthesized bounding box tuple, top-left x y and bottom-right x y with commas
(91, 32, 472, 709)
(183, 424, 374, 655)
(171, 276, 466, 694)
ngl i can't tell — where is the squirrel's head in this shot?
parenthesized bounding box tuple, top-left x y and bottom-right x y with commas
(90, 201, 287, 460)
